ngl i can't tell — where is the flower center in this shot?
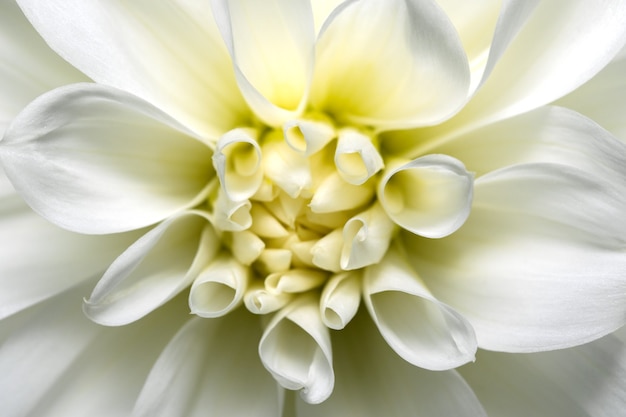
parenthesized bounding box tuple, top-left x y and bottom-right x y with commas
(196, 113, 396, 328)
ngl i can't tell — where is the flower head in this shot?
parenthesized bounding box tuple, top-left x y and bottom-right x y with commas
(2, 0, 626, 415)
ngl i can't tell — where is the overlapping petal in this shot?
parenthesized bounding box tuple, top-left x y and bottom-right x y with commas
(0, 84, 214, 234)
(16, 0, 248, 138)
(296, 310, 487, 417)
(211, 0, 315, 125)
(132, 309, 280, 417)
(84, 212, 220, 326)
(397, 107, 626, 351)
(311, 0, 471, 129)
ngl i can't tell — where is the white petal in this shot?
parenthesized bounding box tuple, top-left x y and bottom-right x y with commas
(378, 154, 473, 238)
(229, 230, 266, 265)
(457, 0, 626, 126)
(311, 0, 344, 35)
(84, 211, 220, 326)
(296, 310, 487, 417)
(213, 128, 263, 201)
(402, 161, 626, 351)
(211, 0, 315, 125)
(320, 271, 361, 330)
(211, 186, 253, 232)
(0, 0, 87, 134)
(0, 284, 189, 417)
(556, 51, 626, 142)
(311, 0, 470, 130)
(259, 294, 334, 404)
(334, 128, 384, 185)
(0, 84, 213, 234)
(17, 0, 248, 138)
(265, 269, 327, 295)
(262, 133, 312, 198)
(0, 195, 140, 319)
(363, 246, 477, 370)
(244, 282, 293, 314)
(311, 228, 344, 273)
(133, 309, 281, 417)
(189, 252, 249, 318)
(460, 327, 626, 417)
(340, 203, 395, 270)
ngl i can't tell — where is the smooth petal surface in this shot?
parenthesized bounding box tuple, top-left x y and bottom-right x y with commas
(455, 0, 626, 127)
(378, 155, 473, 238)
(0, 284, 189, 417)
(402, 160, 626, 351)
(460, 326, 626, 417)
(0, 84, 213, 234)
(17, 0, 248, 138)
(0, 194, 140, 319)
(133, 309, 281, 417)
(0, 0, 87, 134)
(297, 310, 487, 417)
(259, 294, 334, 404)
(556, 49, 626, 142)
(334, 128, 384, 185)
(320, 271, 361, 330)
(363, 246, 477, 370)
(84, 212, 220, 326)
(312, 0, 470, 129)
(211, 0, 315, 125)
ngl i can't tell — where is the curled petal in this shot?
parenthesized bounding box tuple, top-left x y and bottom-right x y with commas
(213, 128, 263, 201)
(265, 269, 328, 295)
(283, 113, 336, 156)
(334, 128, 384, 185)
(83, 211, 220, 326)
(262, 133, 312, 198)
(309, 172, 375, 213)
(244, 282, 293, 314)
(259, 294, 334, 404)
(363, 246, 477, 370)
(211, 187, 252, 232)
(229, 230, 265, 265)
(211, 0, 315, 125)
(378, 155, 473, 238)
(320, 271, 361, 330)
(250, 204, 290, 238)
(189, 252, 250, 318)
(341, 203, 395, 270)
(256, 248, 293, 275)
(311, 228, 343, 273)
(0, 84, 213, 234)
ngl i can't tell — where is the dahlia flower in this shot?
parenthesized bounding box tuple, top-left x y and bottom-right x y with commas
(1, 0, 626, 415)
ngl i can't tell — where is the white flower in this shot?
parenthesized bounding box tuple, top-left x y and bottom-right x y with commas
(1, 0, 626, 415)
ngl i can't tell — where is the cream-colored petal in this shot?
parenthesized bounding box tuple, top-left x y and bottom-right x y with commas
(189, 252, 250, 318)
(265, 269, 328, 295)
(259, 294, 334, 404)
(213, 128, 263, 202)
(283, 113, 336, 156)
(262, 133, 312, 198)
(363, 246, 477, 370)
(334, 128, 384, 185)
(320, 270, 361, 330)
(244, 282, 293, 314)
(84, 211, 219, 326)
(17, 0, 248, 138)
(311, 228, 344, 273)
(211, 187, 252, 232)
(309, 171, 375, 213)
(340, 203, 395, 270)
(312, 0, 470, 130)
(211, 0, 315, 125)
(378, 155, 473, 238)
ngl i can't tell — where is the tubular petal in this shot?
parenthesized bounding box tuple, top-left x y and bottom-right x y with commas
(378, 155, 473, 238)
(320, 271, 361, 330)
(363, 246, 477, 370)
(259, 294, 334, 404)
(334, 128, 384, 185)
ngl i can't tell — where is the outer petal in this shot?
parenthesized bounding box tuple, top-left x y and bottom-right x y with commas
(402, 160, 626, 351)
(556, 49, 626, 142)
(84, 211, 220, 326)
(0, 284, 189, 417)
(296, 310, 487, 417)
(0, 194, 140, 319)
(0, 84, 214, 234)
(132, 309, 281, 417)
(16, 0, 248, 138)
(311, 0, 470, 130)
(454, 0, 626, 127)
(0, 0, 87, 134)
(460, 326, 626, 417)
(211, 0, 315, 125)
